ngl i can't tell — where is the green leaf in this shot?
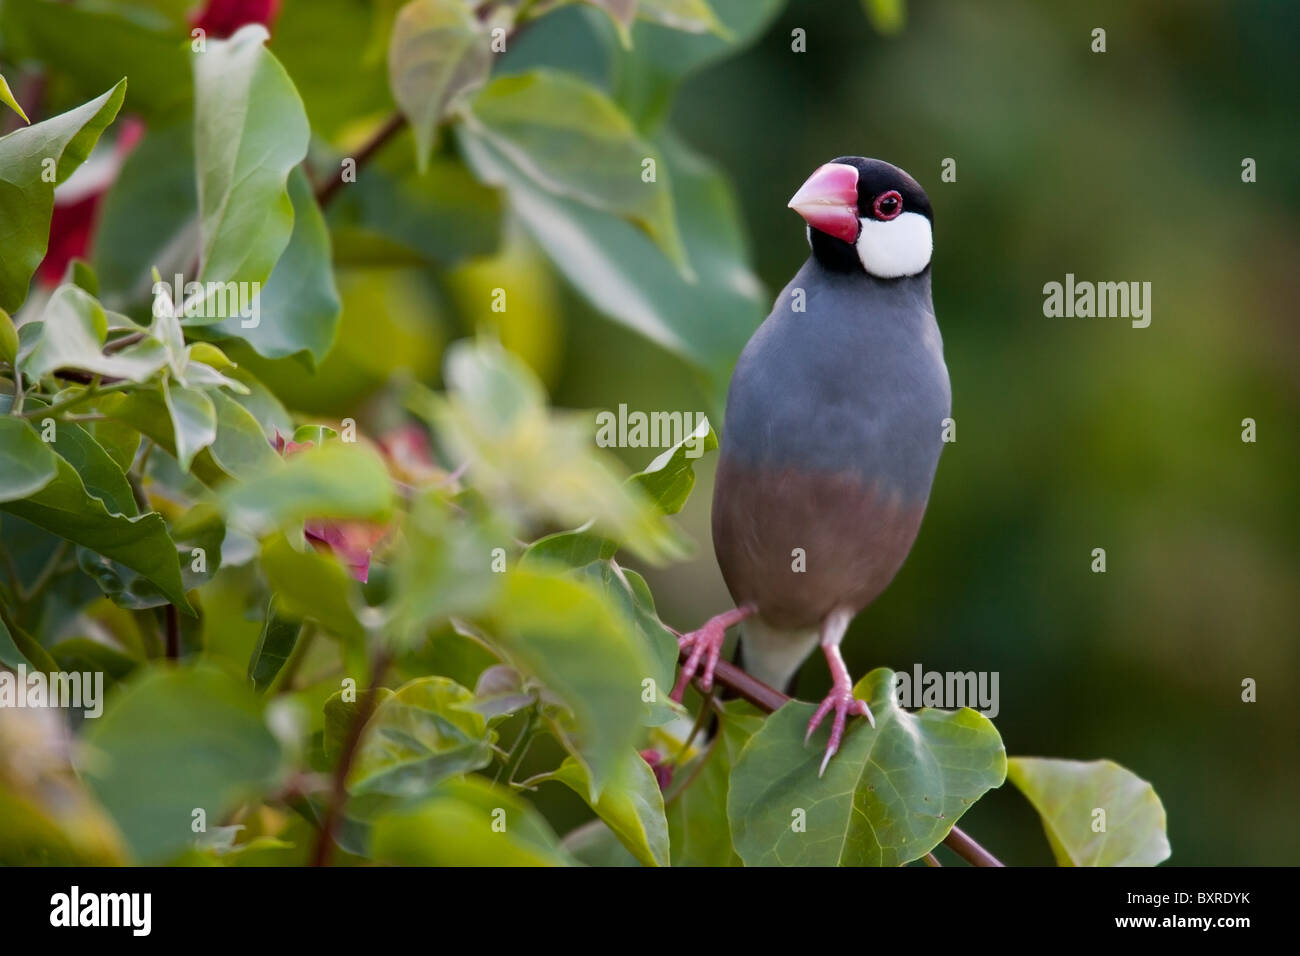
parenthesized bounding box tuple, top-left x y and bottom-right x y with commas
(0, 421, 191, 611)
(1006, 757, 1171, 867)
(162, 380, 217, 473)
(192, 25, 310, 298)
(727, 668, 1007, 866)
(466, 70, 689, 274)
(418, 339, 685, 564)
(485, 568, 655, 800)
(0, 416, 58, 502)
(247, 599, 302, 692)
(77, 504, 224, 611)
(206, 390, 283, 481)
(371, 776, 572, 865)
(259, 533, 365, 645)
(577, 560, 677, 699)
(0, 73, 27, 124)
(219, 441, 394, 536)
(540, 750, 670, 867)
(459, 127, 763, 379)
(20, 284, 168, 382)
(348, 676, 495, 797)
(629, 416, 717, 514)
(81, 666, 282, 863)
(0, 80, 126, 312)
(522, 529, 616, 567)
(201, 167, 341, 365)
(43, 420, 137, 517)
(388, 0, 492, 172)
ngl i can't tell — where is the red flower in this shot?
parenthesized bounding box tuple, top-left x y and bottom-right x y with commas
(38, 117, 144, 286)
(272, 431, 388, 583)
(639, 749, 674, 791)
(191, 0, 282, 38)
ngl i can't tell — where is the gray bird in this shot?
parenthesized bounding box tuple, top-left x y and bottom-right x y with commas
(672, 157, 950, 774)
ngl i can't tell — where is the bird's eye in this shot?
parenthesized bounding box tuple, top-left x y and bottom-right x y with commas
(873, 190, 903, 221)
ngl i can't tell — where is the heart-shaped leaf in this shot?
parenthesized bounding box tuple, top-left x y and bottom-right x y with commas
(538, 750, 670, 867)
(727, 668, 1006, 866)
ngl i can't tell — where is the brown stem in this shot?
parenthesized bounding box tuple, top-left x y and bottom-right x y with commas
(313, 112, 408, 208)
(164, 604, 179, 660)
(310, 649, 393, 867)
(676, 647, 1007, 867)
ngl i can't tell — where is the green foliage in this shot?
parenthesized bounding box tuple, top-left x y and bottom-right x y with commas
(728, 669, 1007, 866)
(0, 0, 1174, 870)
(0, 79, 124, 311)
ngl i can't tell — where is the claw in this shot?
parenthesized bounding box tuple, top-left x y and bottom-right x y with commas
(806, 686, 874, 777)
(670, 606, 755, 702)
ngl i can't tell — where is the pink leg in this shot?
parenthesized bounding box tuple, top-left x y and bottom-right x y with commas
(671, 605, 756, 701)
(805, 608, 874, 776)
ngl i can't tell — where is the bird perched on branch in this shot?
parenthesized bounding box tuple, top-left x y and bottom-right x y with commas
(672, 157, 950, 775)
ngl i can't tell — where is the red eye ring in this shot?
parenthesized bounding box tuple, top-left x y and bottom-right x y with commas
(872, 190, 903, 221)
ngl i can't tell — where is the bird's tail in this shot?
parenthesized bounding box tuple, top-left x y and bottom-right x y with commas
(737, 617, 820, 697)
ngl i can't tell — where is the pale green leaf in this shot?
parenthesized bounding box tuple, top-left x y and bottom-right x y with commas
(1007, 757, 1171, 867)
(388, 0, 492, 172)
(193, 25, 310, 298)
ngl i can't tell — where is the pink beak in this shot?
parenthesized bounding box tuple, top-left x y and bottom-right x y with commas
(788, 163, 860, 242)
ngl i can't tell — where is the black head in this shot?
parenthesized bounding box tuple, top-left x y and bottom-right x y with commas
(788, 157, 934, 277)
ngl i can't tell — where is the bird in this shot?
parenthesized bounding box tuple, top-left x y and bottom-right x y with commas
(671, 157, 951, 775)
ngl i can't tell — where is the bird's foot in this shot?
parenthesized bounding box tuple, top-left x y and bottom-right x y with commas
(805, 680, 875, 777)
(671, 623, 728, 701)
(670, 606, 754, 701)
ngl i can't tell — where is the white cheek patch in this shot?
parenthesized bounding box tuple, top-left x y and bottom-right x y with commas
(855, 211, 932, 278)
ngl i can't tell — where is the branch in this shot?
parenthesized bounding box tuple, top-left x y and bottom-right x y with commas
(677, 648, 1006, 868)
(310, 649, 393, 867)
(313, 112, 408, 209)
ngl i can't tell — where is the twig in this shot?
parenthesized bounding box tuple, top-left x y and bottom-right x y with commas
(18, 380, 135, 419)
(314, 112, 408, 208)
(677, 647, 1006, 867)
(164, 604, 180, 660)
(311, 649, 393, 867)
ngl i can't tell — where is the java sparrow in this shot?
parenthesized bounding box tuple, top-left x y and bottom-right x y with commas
(672, 157, 950, 775)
